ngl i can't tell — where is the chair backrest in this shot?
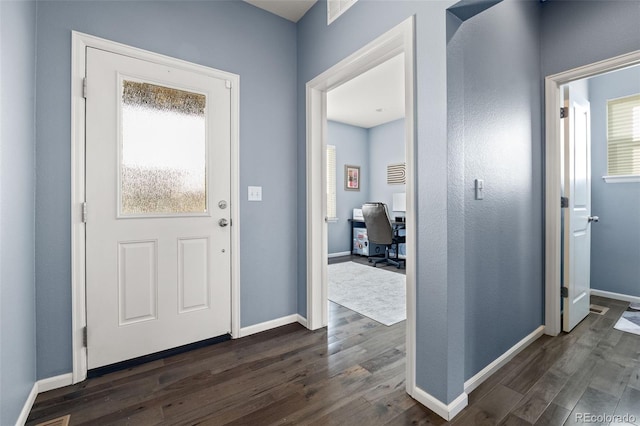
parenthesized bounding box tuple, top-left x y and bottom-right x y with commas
(362, 202, 393, 245)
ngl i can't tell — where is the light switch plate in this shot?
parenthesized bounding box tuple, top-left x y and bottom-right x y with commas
(248, 186, 262, 201)
(475, 179, 484, 200)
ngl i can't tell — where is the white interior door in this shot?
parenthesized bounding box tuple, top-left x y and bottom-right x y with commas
(86, 47, 231, 369)
(563, 89, 592, 332)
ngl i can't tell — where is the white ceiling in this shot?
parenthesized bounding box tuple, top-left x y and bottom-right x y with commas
(243, 0, 317, 22)
(327, 53, 405, 129)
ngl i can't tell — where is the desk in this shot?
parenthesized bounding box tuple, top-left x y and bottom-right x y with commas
(348, 218, 406, 256)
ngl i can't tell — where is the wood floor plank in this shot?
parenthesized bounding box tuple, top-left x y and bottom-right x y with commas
(503, 341, 567, 395)
(223, 391, 310, 426)
(613, 386, 640, 423)
(564, 387, 620, 426)
(533, 402, 570, 426)
(552, 350, 602, 411)
(588, 359, 634, 399)
(451, 384, 524, 426)
(306, 397, 380, 426)
(384, 403, 447, 426)
(510, 369, 568, 423)
(628, 365, 640, 392)
(499, 413, 533, 425)
(548, 342, 592, 377)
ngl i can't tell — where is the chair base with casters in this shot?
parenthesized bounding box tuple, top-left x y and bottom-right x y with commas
(368, 244, 405, 269)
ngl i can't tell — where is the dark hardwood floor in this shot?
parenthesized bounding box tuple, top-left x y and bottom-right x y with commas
(27, 295, 639, 425)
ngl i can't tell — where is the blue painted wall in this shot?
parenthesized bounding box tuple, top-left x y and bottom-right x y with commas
(0, 0, 37, 423)
(327, 121, 369, 254)
(368, 119, 406, 212)
(457, 0, 543, 379)
(541, 0, 640, 77)
(35, 0, 297, 379)
(589, 66, 640, 297)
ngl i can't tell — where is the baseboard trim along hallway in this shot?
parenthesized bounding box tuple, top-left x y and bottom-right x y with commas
(591, 289, 640, 305)
(16, 373, 73, 426)
(238, 313, 305, 338)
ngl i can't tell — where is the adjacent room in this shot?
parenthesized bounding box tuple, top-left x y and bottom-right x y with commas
(325, 52, 408, 328)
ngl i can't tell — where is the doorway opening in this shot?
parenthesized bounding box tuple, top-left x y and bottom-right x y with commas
(305, 17, 417, 393)
(325, 51, 407, 330)
(544, 50, 640, 336)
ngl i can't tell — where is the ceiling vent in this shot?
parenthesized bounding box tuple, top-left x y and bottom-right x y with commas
(328, 0, 358, 25)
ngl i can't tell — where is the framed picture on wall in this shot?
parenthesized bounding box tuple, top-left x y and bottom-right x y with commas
(345, 165, 360, 191)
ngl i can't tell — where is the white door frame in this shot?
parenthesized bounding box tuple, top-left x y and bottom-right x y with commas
(306, 17, 416, 392)
(544, 50, 640, 336)
(71, 31, 241, 383)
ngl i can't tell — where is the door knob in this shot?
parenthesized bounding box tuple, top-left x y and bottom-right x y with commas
(218, 218, 229, 227)
(588, 216, 599, 223)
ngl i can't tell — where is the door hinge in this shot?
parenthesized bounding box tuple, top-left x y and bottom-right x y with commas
(560, 107, 568, 119)
(82, 202, 88, 223)
(82, 326, 88, 347)
(225, 80, 232, 89)
(561, 197, 569, 208)
(561, 287, 568, 298)
(82, 77, 88, 99)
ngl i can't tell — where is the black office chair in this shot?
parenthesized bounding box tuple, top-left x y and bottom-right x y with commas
(362, 202, 405, 269)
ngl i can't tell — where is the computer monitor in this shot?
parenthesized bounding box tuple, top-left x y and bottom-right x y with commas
(392, 193, 406, 213)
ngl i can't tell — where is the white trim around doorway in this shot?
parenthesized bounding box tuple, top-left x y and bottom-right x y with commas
(71, 31, 241, 383)
(544, 50, 640, 336)
(305, 16, 417, 396)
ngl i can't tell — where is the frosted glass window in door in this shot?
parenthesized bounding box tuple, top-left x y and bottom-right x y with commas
(121, 80, 207, 215)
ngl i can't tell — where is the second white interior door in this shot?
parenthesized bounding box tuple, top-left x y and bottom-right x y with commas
(563, 89, 592, 332)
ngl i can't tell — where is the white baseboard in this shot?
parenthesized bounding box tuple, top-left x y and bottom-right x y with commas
(464, 325, 544, 395)
(15, 382, 38, 426)
(411, 324, 544, 422)
(37, 373, 73, 393)
(411, 386, 468, 421)
(15, 373, 74, 426)
(328, 251, 351, 258)
(238, 314, 301, 338)
(297, 314, 308, 328)
(591, 289, 640, 304)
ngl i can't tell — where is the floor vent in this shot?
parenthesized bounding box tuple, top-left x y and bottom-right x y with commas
(36, 415, 70, 426)
(589, 304, 610, 316)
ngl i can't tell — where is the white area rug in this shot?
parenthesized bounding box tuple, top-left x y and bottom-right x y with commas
(614, 307, 640, 336)
(328, 261, 406, 326)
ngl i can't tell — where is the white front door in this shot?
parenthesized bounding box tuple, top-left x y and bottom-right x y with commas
(563, 89, 592, 332)
(85, 47, 232, 369)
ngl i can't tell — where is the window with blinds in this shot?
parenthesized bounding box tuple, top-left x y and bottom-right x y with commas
(326, 145, 337, 220)
(607, 93, 640, 176)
